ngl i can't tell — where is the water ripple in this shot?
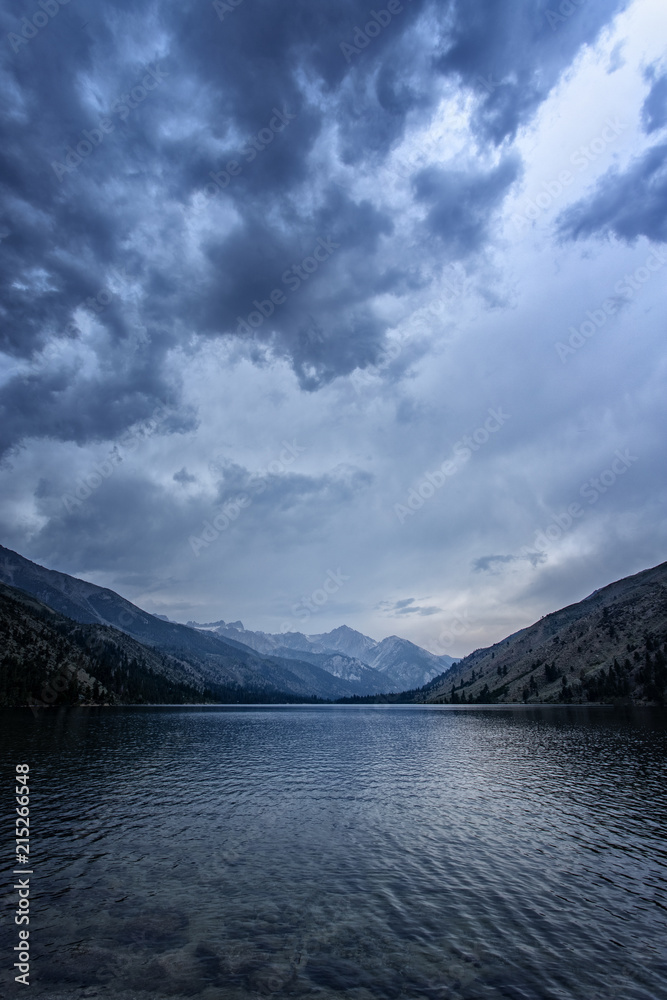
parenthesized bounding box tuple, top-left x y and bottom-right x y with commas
(1, 705, 666, 1000)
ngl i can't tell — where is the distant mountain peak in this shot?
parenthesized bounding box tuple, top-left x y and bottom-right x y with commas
(186, 619, 227, 628)
(190, 617, 455, 693)
(0, 545, 395, 702)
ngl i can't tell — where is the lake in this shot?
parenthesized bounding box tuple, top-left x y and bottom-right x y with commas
(1, 705, 666, 999)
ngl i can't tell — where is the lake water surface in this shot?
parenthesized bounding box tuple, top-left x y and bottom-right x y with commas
(2, 705, 666, 999)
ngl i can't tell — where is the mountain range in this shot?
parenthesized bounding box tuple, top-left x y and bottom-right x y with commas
(186, 619, 456, 692)
(2, 543, 665, 708)
(0, 544, 453, 705)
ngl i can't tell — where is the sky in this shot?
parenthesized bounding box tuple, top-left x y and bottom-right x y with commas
(1, 0, 666, 657)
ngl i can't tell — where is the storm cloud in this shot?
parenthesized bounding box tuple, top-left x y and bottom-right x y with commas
(0, 0, 634, 451)
(1, 0, 665, 654)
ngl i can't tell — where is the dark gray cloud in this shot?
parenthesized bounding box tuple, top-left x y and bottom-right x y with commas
(557, 142, 667, 244)
(606, 42, 626, 74)
(474, 552, 545, 573)
(642, 65, 667, 133)
(435, 0, 630, 144)
(13, 455, 373, 581)
(556, 61, 667, 247)
(378, 598, 442, 617)
(473, 554, 517, 572)
(173, 467, 196, 484)
(212, 460, 374, 516)
(413, 157, 521, 256)
(0, 0, 632, 456)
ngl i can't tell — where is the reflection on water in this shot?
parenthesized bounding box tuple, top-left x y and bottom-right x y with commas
(1, 705, 666, 999)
